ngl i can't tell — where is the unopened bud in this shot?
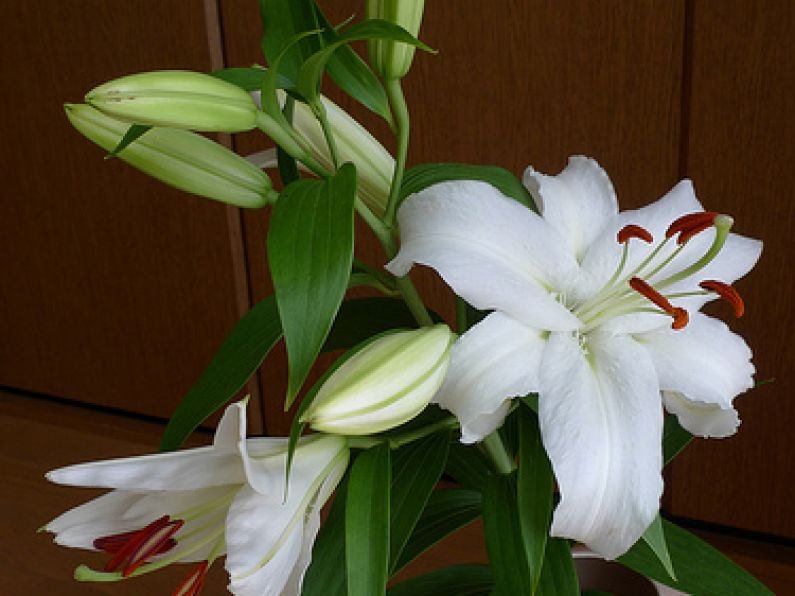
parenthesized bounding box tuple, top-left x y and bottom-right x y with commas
(366, 0, 426, 79)
(86, 70, 258, 133)
(65, 104, 275, 208)
(302, 324, 454, 435)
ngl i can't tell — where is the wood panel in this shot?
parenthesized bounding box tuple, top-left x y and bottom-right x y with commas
(669, 0, 795, 538)
(0, 1, 260, 426)
(220, 0, 685, 433)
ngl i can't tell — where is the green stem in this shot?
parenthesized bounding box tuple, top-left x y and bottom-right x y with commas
(346, 416, 458, 451)
(384, 77, 410, 228)
(314, 101, 341, 170)
(395, 276, 433, 326)
(455, 297, 468, 333)
(482, 431, 515, 474)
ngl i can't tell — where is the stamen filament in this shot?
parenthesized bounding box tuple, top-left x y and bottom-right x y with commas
(657, 215, 733, 289)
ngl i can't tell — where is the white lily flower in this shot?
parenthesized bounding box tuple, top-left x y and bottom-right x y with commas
(387, 156, 761, 558)
(44, 400, 349, 595)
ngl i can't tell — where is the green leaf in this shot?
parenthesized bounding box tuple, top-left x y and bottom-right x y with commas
(390, 431, 451, 572)
(258, 0, 322, 86)
(278, 97, 301, 186)
(518, 406, 554, 593)
(536, 538, 580, 596)
(394, 488, 482, 572)
(346, 443, 391, 596)
(445, 442, 491, 490)
(268, 163, 356, 408)
(663, 413, 692, 465)
(105, 124, 150, 159)
(296, 19, 433, 107)
(641, 514, 676, 581)
(302, 473, 349, 596)
(618, 519, 772, 595)
(209, 66, 292, 92)
(483, 472, 534, 595)
(400, 163, 535, 209)
(159, 295, 281, 451)
(387, 565, 493, 596)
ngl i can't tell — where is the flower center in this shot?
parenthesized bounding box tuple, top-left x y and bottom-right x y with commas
(573, 211, 745, 333)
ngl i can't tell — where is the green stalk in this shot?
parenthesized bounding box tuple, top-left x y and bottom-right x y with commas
(482, 431, 516, 474)
(384, 77, 410, 228)
(346, 416, 458, 451)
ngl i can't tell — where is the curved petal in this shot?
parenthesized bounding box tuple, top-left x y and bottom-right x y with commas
(663, 391, 740, 438)
(433, 312, 546, 444)
(523, 156, 618, 262)
(638, 312, 755, 409)
(280, 511, 321, 596)
(386, 180, 580, 331)
(45, 491, 142, 549)
(538, 331, 663, 559)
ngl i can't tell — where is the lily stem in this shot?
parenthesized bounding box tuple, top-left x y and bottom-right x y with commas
(482, 431, 516, 474)
(384, 77, 410, 229)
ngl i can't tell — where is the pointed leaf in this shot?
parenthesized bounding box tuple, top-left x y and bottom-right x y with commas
(160, 295, 281, 451)
(400, 163, 534, 209)
(445, 442, 491, 490)
(387, 565, 493, 596)
(536, 538, 580, 596)
(394, 488, 482, 572)
(209, 66, 292, 92)
(518, 405, 554, 593)
(347, 443, 392, 596)
(663, 413, 693, 465)
(268, 163, 356, 407)
(106, 124, 150, 158)
(258, 0, 322, 86)
(641, 514, 676, 581)
(302, 474, 349, 596)
(618, 519, 772, 595)
(390, 431, 451, 571)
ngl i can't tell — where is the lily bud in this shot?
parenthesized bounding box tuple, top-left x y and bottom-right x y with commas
(65, 104, 275, 208)
(86, 70, 258, 133)
(302, 324, 454, 435)
(366, 0, 426, 79)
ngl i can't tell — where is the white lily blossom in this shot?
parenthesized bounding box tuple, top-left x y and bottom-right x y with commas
(44, 400, 349, 595)
(387, 156, 761, 558)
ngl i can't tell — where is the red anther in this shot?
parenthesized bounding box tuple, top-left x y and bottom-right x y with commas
(123, 519, 184, 577)
(700, 280, 745, 317)
(174, 561, 210, 596)
(103, 516, 171, 572)
(617, 224, 653, 244)
(672, 307, 689, 329)
(95, 531, 176, 555)
(665, 211, 719, 240)
(629, 277, 675, 313)
(676, 219, 714, 245)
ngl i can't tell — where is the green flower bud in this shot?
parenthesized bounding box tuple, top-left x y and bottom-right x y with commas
(366, 0, 426, 79)
(65, 104, 275, 208)
(86, 70, 258, 133)
(302, 324, 455, 435)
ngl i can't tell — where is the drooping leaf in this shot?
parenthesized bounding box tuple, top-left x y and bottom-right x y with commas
(387, 565, 493, 596)
(618, 519, 772, 595)
(390, 431, 451, 571)
(258, 0, 322, 86)
(393, 488, 482, 572)
(641, 514, 676, 581)
(346, 443, 392, 596)
(536, 538, 580, 596)
(663, 413, 693, 465)
(400, 163, 534, 209)
(160, 295, 281, 451)
(302, 473, 349, 596)
(268, 163, 356, 408)
(518, 405, 554, 593)
(483, 472, 534, 595)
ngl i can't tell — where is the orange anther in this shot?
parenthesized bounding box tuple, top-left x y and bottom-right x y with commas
(617, 224, 653, 244)
(700, 280, 745, 317)
(672, 307, 689, 329)
(666, 211, 719, 241)
(174, 561, 210, 596)
(629, 277, 675, 313)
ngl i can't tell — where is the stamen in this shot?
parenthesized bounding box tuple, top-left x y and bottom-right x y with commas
(124, 519, 184, 576)
(666, 211, 719, 240)
(617, 224, 653, 244)
(173, 561, 209, 596)
(700, 280, 745, 317)
(629, 277, 675, 313)
(99, 516, 184, 577)
(672, 307, 689, 329)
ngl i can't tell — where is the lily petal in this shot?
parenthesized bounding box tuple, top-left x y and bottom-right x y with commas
(638, 312, 755, 409)
(539, 331, 663, 559)
(45, 491, 142, 549)
(663, 391, 740, 438)
(523, 156, 618, 262)
(387, 180, 580, 331)
(433, 312, 545, 444)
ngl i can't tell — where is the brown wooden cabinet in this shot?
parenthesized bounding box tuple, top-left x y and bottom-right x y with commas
(2, 0, 792, 541)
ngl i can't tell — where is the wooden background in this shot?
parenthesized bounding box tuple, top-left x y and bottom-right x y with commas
(2, 0, 793, 551)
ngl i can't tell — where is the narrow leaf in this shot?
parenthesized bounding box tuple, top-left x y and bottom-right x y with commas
(346, 443, 391, 596)
(268, 163, 356, 408)
(400, 163, 534, 209)
(390, 431, 451, 571)
(618, 519, 772, 595)
(518, 405, 554, 593)
(641, 514, 676, 580)
(394, 488, 482, 572)
(160, 296, 281, 451)
(663, 413, 693, 465)
(258, 0, 322, 86)
(536, 538, 580, 596)
(445, 442, 491, 490)
(302, 474, 349, 596)
(209, 66, 292, 92)
(105, 124, 150, 158)
(386, 565, 493, 596)
(483, 472, 534, 595)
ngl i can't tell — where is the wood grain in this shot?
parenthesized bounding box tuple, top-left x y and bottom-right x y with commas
(668, 0, 795, 538)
